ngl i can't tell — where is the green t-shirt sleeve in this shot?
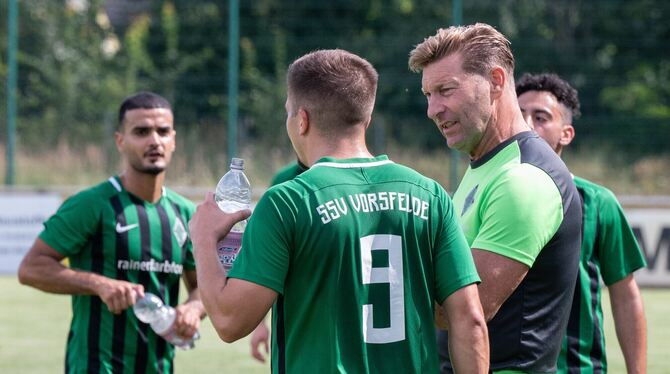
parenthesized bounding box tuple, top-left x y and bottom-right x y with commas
(434, 190, 480, 304)
(227, 188, 293, 294)
(472, 164, 563, 266)
(38, 190, 100, 257)
(596, 188, 647, 285)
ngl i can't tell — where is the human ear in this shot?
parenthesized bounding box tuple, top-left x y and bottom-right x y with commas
(298, 108, 310, 135)
(114, 131, 124, 152)
(490, 66, 506, 99)
(559, 124, 575, 146)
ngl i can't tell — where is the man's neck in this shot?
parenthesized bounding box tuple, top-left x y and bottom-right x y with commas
(470, 92, 531, 161)
(119, 170, 165, 203)
(304, 134, 373, 167)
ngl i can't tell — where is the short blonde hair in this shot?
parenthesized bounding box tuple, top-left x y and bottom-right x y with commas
(408, 23, 514, 77)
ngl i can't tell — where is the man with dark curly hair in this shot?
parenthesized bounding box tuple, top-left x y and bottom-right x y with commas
(517, 73, 648, 374)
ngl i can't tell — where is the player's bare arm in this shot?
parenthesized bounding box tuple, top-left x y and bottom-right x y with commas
(190, 193, 276, 342)
(609, 274, 647, 374)
(472, 248, 529, 321)
(18, 238, 144, 314)
(442, 284, 489, 373)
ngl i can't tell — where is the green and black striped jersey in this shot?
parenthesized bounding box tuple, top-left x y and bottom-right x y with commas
(39, 176, 195, 374)
(557, 176, 647, 374)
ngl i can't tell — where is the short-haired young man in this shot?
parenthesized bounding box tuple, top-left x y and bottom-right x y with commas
(190, 49, 489, 373)
(19, 92, 204, 373)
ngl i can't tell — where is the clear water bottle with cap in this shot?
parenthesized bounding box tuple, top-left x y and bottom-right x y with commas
(215, 157, 251, 271)
(133, 292, 200, 350)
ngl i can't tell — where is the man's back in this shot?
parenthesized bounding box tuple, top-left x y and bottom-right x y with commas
(229, 155, 479, 373)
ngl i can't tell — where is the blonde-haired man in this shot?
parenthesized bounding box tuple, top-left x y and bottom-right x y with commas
(410, 23, 582, 373)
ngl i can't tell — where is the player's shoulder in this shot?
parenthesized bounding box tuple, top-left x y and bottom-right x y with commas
(573, 175, 620, 206)
(497, 161, 557, 191)
(264, 175, 308, 199)
(68, 177, 121, 204)
(53, 178, 120, 218)
(478, 163, 562, 213)
(574, 175, 607, 193)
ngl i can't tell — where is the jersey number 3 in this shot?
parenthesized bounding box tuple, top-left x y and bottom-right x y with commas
(360, 234, 405, 344)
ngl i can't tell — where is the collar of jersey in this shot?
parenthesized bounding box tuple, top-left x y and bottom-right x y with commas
(108, 175, 166, 199)
(470, 131, 533, 169)
(310, 155, 393, 169)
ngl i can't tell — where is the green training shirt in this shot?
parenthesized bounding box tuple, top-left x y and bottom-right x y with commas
(228, 155, 480, 373)
(439, 132, 582, 373)
(39, 176, 195, 374)
(557, 176, 647, 374)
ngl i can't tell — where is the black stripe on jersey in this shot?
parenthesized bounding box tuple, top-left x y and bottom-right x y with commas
(565, 277, 581, 373)
(111, 196, 129, 372)
(277, 295, 286, 374)
(131, 195, 151, 373)
(155, 203, 172, 373)
(156, 204, 172, 302)
(65, 329, 73, 373)
(566, 188, 586, 373)
(588, 226, 604, 371)
(87, 219, 104, 373)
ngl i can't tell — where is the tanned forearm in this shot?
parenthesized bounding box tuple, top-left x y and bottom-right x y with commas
(192, 235, 233, 336)
(19, 248, 110, 295)
(444, 285, 489, 373)
(609, 275, 647, 374)
(189, 195, 276, 342)
(19, 239, 144, 314)
(472, 249, 529, 321)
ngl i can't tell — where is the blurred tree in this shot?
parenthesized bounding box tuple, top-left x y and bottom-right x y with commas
(498, 0, 670, 154)
(0, 0, 125, 148)
(0, 0, 668, 162)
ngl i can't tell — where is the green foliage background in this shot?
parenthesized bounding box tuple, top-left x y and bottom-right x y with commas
(0, 0, 668, 185)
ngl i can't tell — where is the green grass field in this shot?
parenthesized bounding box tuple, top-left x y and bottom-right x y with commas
(0, 276, 268, 373)
(1, 276, 667, 373)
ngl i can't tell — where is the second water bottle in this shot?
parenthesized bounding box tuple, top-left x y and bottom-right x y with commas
(133, 292, 200, 350)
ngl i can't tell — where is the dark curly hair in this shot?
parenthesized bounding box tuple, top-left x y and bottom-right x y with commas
(516, 73, 581, 119)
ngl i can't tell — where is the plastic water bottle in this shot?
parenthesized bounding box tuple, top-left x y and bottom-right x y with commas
(133, 292, 199, 350)
(215, 157, 251, 271)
